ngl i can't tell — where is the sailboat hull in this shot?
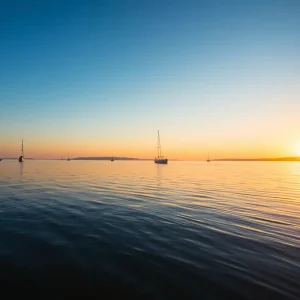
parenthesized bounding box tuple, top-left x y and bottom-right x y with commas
(19, 139, 24, 162)
(154, 158, 168, 164)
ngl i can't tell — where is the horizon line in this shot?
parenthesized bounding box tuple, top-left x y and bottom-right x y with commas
(1, 156, 300, 162)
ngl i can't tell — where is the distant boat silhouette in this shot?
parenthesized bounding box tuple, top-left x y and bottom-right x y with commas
(111, 157, 114, 162)
(154, 130, 168, 164)
(18, 139, 24, 162)
(207, 152, 210, 162)
(67, 153, 70, 161)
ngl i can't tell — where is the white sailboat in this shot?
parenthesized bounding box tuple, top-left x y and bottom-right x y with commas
(18, 139, 24, 162)
(154, 130, 168, 164)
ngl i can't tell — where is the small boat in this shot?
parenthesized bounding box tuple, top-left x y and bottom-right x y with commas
(154, 130, 168, 164)
(207, 152, 210, 162)
(111, 157, 114, 162)
(0, 158, 2, 161)
(67, 153, 70, 161)
(18, 139, 25, 162)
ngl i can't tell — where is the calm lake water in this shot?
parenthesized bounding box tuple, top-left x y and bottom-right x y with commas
(0, 160, 299, 299)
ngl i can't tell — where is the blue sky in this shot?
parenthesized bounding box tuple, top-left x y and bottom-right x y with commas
(0, 0, 299, 158)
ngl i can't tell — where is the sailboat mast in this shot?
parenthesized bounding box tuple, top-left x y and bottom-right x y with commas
(21, 139, 24, 157)
(157, 130, 162, 157)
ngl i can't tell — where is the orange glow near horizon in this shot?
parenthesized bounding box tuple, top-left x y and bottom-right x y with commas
(1, 137, 299, 160)
(1, 125, 300, 160)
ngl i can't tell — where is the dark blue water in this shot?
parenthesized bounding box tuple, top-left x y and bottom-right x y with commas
(0, 160, 299, 299)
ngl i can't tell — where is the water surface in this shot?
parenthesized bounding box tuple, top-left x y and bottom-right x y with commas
(0, 160, 299, 299)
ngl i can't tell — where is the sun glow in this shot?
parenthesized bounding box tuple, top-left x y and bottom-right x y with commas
(294, 143, 300, 156)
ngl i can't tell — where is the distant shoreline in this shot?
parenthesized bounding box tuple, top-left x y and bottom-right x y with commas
(72, 157, 141, 161)
(213, 157, 300, 162)
(71, 157, 181, 161)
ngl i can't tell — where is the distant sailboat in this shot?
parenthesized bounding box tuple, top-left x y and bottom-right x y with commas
(18, 139, 24, 162)
(111, 157, 114, 162)
(67, 153, 70, 161)
(154, 130, 168, 164)
(207, 152, 210, 162)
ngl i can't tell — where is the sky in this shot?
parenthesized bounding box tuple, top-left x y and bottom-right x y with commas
(0, 0, 299, 159)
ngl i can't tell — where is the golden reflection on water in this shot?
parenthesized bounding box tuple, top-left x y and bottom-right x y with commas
(1, 160, 300, 195)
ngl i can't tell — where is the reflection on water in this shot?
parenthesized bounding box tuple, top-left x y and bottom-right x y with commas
(19, 162, 24, 177)
(0, 160, 300, 298)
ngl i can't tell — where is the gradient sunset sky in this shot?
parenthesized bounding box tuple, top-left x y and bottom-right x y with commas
(0, 0, 299, 159)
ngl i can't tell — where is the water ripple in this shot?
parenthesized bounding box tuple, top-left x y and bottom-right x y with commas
(0, 160, 300, 298)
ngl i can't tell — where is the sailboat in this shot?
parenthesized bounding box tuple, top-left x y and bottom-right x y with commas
(18, 139, 24, 162)
(154, 130, 168, 164)
(111, 157, 114, 162)
(207, 152, 210, 162)
(67, 153, 71, 161)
